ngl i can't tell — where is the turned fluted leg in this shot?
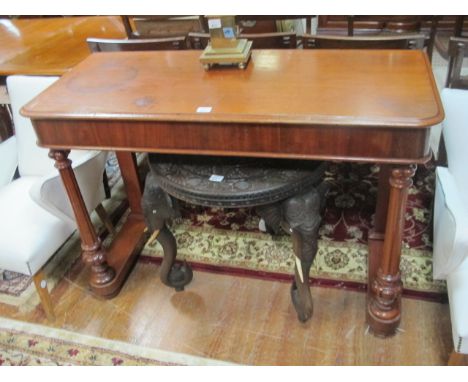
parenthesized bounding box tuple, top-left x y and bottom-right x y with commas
(367, 164, 416, 337)
(368, 165, 390, 292)
(141, 173, 193, 291)
(49, 149, 115, 289)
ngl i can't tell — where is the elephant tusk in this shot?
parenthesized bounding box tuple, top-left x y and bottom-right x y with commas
(148, 229, 161, 245)
(295, 255, 304, 284)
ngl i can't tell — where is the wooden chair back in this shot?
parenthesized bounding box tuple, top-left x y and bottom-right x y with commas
(301, 34, 426, 50)
(344, 16, 439, 61)
(235, 16, 314, 34)
(121, 16, 137, 38)
(188, 32, 297, 50)
(187, 32, 210, 49)
(239, 32, 297, 49)
(446, 37, 468, 89)
(87, 37, 188, 52)
(346, 16, 423, 36)
(121, 15, 206, 38)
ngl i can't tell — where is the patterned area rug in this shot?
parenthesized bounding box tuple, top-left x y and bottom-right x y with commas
(0, 160, 446, 309)
(0, 317, 233, 365)
(140, 162, 446, 299)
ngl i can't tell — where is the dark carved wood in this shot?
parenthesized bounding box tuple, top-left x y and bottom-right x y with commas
(141, 172, 193, 291)
(143, 154, 326, 322)
(367, 165, 416, 336)
(147, 154, 326, 207)
(282, 185, 326, 322)
(48, 149, 115, 288)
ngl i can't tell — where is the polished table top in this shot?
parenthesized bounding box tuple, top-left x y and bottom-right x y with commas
(23, 50, 443, 164)
(0, 16, 126, 76)
(23, 49, 442, 128)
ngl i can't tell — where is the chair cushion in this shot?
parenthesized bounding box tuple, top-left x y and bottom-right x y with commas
(447, 257, 468, 354)
(432, 167, 468, 279)
(441, 89, 468, 210)
(6, 76, 58, 177)
(0, 177, 75, 275)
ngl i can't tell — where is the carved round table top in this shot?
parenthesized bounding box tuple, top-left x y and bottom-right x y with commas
(148, 154, 325, 207)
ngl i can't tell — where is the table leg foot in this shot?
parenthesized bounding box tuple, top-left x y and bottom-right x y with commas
(367, 269, 402, 337)
(81, 240, 115, 287)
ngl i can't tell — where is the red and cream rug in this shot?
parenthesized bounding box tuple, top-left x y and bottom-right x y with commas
(0, 162, 446, 310)
(0, 317, 232, 366)
(140, 162, 445, 299)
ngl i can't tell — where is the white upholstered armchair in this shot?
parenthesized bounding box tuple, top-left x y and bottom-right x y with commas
(433, 88, 468, 365)
(0, 75, 109, 320)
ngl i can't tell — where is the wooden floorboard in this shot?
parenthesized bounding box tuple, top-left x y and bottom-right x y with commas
(0, 259, 454, 365)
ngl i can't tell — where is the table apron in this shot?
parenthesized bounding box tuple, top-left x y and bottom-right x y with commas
(32, 119, 431, 164)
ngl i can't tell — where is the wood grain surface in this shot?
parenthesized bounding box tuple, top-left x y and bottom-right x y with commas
(0, 16, 126, 76)
(22, 50, 443, 128)
(0, 261, 453, 365)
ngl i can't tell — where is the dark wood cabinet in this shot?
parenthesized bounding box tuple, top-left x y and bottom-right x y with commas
(318, 16, 468, 35)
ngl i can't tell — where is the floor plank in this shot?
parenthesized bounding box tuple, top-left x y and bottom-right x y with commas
(0, 260, 454, 365)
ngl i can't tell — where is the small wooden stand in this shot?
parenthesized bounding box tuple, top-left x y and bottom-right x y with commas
(199, 16, 252, 70)
(200, 39, 252, 70)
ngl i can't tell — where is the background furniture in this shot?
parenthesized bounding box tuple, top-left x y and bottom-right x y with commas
(318, 15, 466, 35)
(87, 36, 188, 52)
(317, 16, 449, 62)
(446, 37, 468, 89)
(121, 15, 207, 38)
(0, 75, 110, 320)
(187, 32, 211, 49)
(122, 15, 314, 39)
(22, 49, 443, 337)
(434, 16, 468, 60)
(345, 16, 425, 36)
(235, 16, 314, 34)
(0, 16, 126, 76)
(0, 15, 127, 151)
(301, 34, 426, 49)
(239, 32, 297, 49)
(432, 88, 468, 365)
(188, 31, 298, 50)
